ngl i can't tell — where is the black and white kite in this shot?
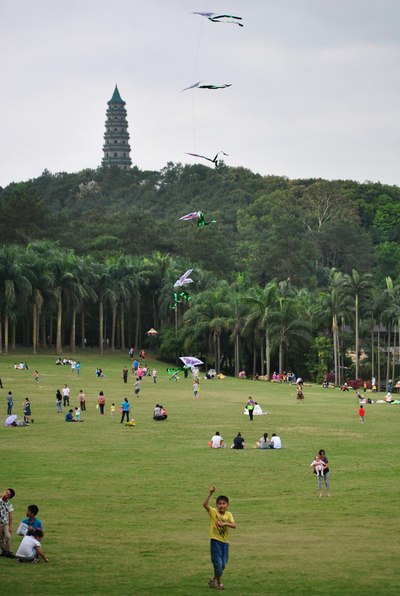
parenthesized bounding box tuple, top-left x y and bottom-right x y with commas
(185, 151, 229, 168)
(181, 81, 232, 92)
(193, 12, 243, 27)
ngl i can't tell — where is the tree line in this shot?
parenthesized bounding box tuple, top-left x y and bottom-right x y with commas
(1, 164, 400, 383)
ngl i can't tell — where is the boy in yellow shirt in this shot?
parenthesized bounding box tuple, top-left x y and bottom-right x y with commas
(203, 485, 236, 590)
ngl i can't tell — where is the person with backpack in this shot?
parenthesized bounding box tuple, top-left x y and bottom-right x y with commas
(97, 391, 106, 415)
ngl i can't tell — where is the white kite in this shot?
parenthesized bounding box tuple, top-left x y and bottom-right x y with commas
(174, 269, 194, 289)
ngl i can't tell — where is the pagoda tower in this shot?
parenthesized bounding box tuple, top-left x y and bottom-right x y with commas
(102, 85, 132, 169)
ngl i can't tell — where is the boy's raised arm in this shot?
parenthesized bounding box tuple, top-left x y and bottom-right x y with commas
(203, 486, 215, 511)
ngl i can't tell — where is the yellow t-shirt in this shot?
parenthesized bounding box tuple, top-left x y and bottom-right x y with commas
(208, 506, 235, 543)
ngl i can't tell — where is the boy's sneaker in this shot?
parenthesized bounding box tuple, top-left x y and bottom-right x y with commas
(216, 584, 225, 590)
(208, 578, 218, 589)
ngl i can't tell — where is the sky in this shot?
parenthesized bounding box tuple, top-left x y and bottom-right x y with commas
(1, 0, 400, 188)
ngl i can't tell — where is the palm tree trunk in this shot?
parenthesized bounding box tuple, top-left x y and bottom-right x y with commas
(120, 304, 125, 350)
(260, 336, 265, 376)
(385, 324, 391, 387)
(377, 323, 381, 391)
(135, 296, 141, 349)
(111, 305, 116, 352)
(391, 325, 396, 381)
(99, 301, 104, 355)
(265, 329, 271, 379)
(333, 315, 338, 385)
(49, 309, 53, 347)
(32, 304, 37, 355)
(4, 313, 9, 354)
(355, 293, 359, 378)
(279, 335, 284, 373)
(371, 319, 375, 380)
(216, 333, 221, 374)
(11, 323, 16, 352)
(234, 332, 239, 377)
(41, 311, 47, 349)
(80, 305, 86, 349)
(70, 309, 76, 354)
(56, 296, 62, 355)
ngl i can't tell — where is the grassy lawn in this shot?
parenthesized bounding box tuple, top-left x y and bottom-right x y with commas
(1, 350, 399, 595)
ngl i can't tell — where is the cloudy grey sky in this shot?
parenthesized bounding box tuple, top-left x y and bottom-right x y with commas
(1, 0, 399, 187)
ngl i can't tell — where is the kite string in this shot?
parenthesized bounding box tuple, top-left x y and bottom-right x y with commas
(191, 0, 209, 152)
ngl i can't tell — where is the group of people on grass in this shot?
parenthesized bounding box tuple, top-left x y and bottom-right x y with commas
(0, 487, 48, 563)
(209, 431, 282, 450)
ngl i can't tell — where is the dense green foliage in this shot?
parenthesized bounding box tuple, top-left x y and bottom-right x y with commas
(1, 165, 400, 381)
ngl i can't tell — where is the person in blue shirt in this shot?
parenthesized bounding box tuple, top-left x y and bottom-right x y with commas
(18, 504, 43, 536)
(65, 409, 77, 422)
(120, 398, 130, 424)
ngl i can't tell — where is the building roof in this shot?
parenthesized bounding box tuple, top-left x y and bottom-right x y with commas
(108, 85, 125, 104)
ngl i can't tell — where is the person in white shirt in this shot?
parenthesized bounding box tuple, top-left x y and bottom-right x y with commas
(15, 528, 49, 562)
(209, 432, 224, 448)
(62, 384, 70, 407)
(268, 433, 282, 449)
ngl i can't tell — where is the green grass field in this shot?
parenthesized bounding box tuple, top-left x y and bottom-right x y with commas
(1, 351, 399, 595)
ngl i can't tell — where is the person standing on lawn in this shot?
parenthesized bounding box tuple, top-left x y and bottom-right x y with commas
(0, 487, 16, 558)
(203, 486, 236, 591)
(120, 398, 130, 423)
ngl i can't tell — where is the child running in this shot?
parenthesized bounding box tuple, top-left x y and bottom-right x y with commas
(203, 485, 236, 591)
(359, 404, 365, 423)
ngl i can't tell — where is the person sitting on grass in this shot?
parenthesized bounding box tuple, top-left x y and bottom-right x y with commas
(209, 431, 224, 448)
(268, 433, 282, 449)
(17, 505, 42, 536)
(256, 433, 269, 449)
(15, 528, 49, 563)
(231, 432, 245, 449)
(153, 404, 167, 421)
(65, 409, 78, 422)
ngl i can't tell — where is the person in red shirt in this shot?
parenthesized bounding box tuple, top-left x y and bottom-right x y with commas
(358, 405, 365, 423)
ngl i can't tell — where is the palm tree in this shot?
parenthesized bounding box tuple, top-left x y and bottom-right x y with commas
(383, 277, 400, 387)
(0, 245, 31, 354)
(343, 269, 373, 378)
(243, 281, 277, 378)
(321, 270, 351, 385)
(270, 280, 311, 374)
(182, 283, 231, 373)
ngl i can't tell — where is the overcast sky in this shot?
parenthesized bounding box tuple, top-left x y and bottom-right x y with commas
(1, 0, 399, 188)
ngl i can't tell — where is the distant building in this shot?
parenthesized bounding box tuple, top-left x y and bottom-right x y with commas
(102, 85, 132, 169)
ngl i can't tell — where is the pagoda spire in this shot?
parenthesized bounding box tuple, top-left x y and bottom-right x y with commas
(102, 85, 132, 169)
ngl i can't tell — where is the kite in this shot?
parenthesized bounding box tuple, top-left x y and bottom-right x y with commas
(185, 151, 228, 168)
(167, 367, 182, 375)
(192, 12, 243, 27)
(179, 356, 204, 367)
(181, 81, 232, 92)
(179, 211, 216, 227)
(174, 269, 194, 289)
(169, 291, 191, 309)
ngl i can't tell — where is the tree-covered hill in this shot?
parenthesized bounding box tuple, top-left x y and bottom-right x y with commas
(1, 165, 400, 384)
(2, 164, 399, 284)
